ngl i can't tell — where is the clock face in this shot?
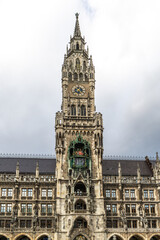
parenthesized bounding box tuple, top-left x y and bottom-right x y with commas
(72, 85, 85, 96)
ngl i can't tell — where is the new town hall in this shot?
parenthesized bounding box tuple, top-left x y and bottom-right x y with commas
(0, 14, 160, 240)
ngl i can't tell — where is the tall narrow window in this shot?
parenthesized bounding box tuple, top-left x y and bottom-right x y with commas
(1, 189, 6, 197)
(79, 73, 83, 81)
(1, 204, 5, 213)
(7, 204, 12, 213)
(68, 72, 72, 81)
(74, 72, 78, 81)
(76, 42, 79, 50)
(8, 189, 12, 197)
(22, 188, 27, 197)
(81, 105, 86, 116)
(27, 204, 32, 213)
(76, 58, 80, 70)
(71, 105, 76, 116)
(21, 204, 26, 213)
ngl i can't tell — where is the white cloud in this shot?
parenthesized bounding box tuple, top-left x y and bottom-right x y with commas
(0, 0, 160, 157)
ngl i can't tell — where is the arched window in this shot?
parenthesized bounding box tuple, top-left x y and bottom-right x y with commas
(76, 58, 80, 70)
(85, 74, 88, 81)
(79, 73, 83, 81)
(76, 42, 79, 50)
(81, 105, 86, 116)
(71, 105, 76, 116)
(37, 236, 48, 240)
(83, 61, 86, 71)
(74, 217, 87, 228)
(0, 236, 9, 240)
(74, 73, 78, 81)
(74, 182, 86, 196)
(74, 236, 87, 240)
(129, 236, 144, 240)
(151, 236, 160, 240)
(108, 236, 123, 240)
(68, 72, 72, 81)
(16, 236, 31, 240)
(75, 200, 86, 212)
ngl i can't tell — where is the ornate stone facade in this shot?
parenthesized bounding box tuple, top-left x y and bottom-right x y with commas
(0, 13, 159, 240)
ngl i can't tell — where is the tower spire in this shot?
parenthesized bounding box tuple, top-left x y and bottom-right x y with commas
(74, 13, 81, 37)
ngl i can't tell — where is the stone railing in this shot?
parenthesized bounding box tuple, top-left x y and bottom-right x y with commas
(103, 176, 157, 184)
(0, 174, 56, 183)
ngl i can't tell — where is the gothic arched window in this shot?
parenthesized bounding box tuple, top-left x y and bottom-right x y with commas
(76, 42, 79, 50)
(74, 217, 87, 228)
(81, 105, 86, 116)
(76, 58, 80, 70)
(75, 200, 86, 211)
(79, 73, 83, 81)
(68, 72, 72, 81)
(85, 74, 88, 81)
(74, 182, 86, 196)
(71, 105, 76, 116)
(83, 61, 86, 72)
(74, 72, 78, 81)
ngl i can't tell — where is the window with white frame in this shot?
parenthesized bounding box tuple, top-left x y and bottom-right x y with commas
(27, 204, 32, 213)
(47, 204, 52, 213)
(21, 204, 26, 213)
(106, 190, 110, 198)
(149, 190, 154, 199)
(28, 189, 33, 197)
(144, 190, 148, 199)
(48, 189, 52, 198)
(7, 204, 12, 213)
(112, 190, 116, 198)
(125, 189, 129, 198)
(42, 189, 46, 197)
(130, 189, 135, 199)
(22, 188, 27, 197)
(1, 189, 6, 197)
(41, 204, 46, 213)
(8, 189, 13, 197)
(1, 204, 5, 213)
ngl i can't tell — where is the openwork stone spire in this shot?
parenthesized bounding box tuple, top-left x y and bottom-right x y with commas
(74, 13, 81, 37)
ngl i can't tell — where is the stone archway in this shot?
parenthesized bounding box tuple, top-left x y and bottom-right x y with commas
(109, 235, 123, 240)
(16, 236, 31, 240)
(73, 236, 88, 240)
(150, 235, 160, 240)
(0, 235, 8, 240)
(37, 236, 49, 240)
(129, 235, 144, 240)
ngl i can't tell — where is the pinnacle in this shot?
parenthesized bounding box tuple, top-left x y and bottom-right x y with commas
(74, 13, 81, 37)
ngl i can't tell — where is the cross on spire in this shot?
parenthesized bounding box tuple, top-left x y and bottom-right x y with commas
(74, 13, 81, 37)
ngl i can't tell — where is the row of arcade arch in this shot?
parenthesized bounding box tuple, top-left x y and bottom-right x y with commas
(0, 233, 160, 240)
(0, 234, 160, 240)
(0, 235, 49, 240)
(109, 235, 160, 240)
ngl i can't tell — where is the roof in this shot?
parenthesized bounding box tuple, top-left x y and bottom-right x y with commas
(0, 157, 56, 174)
(102, 159, 154, 176)
(0, 156, 155, 176)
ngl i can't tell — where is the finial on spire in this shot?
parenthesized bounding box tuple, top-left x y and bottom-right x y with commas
(74, 13, 81, 37)
(75, 13, 79, 19)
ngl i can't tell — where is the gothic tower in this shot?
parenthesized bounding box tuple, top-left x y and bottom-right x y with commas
(55, 13, 105, 240)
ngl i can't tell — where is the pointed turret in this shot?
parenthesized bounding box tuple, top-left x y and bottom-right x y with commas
(16, 161, 19, 180)
(74, 13, 81, 37)
(36, 161, 39, 179)
(137, 163, 141, 181)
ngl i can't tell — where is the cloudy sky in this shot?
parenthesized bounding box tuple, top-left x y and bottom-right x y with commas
(0, 0, 160, 158)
